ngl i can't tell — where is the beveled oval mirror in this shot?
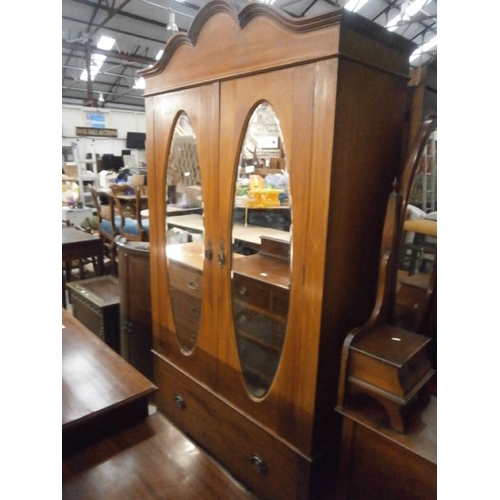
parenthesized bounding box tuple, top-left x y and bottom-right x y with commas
(230, 101, 292, 398)
(165, 111, 204, 353)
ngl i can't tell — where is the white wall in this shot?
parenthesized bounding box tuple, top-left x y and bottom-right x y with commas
(62, 104, 146, 166)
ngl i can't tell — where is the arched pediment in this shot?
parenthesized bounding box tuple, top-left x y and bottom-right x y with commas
(139, 0, 414, 96)
(139, 1, 344, 95)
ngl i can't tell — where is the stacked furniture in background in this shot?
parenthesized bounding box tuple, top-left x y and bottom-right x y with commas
(90, 187, 120, 275)
(110, 183, 150, 242)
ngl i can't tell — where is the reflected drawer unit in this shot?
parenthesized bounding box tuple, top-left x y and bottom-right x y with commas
(67, 276, 120, 353)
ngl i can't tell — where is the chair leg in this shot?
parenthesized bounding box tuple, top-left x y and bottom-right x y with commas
(110, 245, 117, 276)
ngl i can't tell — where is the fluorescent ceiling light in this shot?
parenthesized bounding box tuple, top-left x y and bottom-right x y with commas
(97, 35, 115, 50)
(166, 9, 178, 31)
(405, 0, 430, 17)
(93, 54, 106, 64)
(409, 35, 437, 62)
(345, 0, 370, 13)
(386, 0, 430, 31)
(156, 50, 164, 60)
(133, 77, 146, 89)
(79, 53, 106, 81)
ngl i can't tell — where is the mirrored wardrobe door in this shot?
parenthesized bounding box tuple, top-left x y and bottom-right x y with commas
(165, 111, 205, 353)
(230, 102, 292, 398)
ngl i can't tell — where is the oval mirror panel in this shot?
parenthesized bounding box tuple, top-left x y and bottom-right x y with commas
(231, 102, 292, 398)
(165, 112, 204, 353)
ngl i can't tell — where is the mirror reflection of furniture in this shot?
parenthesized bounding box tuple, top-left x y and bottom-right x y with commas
(90, 187, 119, 276)
(164, 112, 205, 354)
(397, 218, 437, 330)
(231, 237, 290, 397)
(337, 117, 437, 434)
(231, 102, 292, 398)
(401, 212, 437, 275)
(110, 183, 150, 242)
(395, 122, 437, 359)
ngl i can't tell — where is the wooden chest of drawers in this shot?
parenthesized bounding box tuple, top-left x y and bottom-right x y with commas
(154, 353, 336, 500)
(167, 242, 204, 351)
(67, 276, 120, 353)
(230, 242, 290, 394)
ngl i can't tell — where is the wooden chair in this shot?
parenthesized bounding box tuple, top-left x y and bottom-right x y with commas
(110, 183, 149, 242)
(90, 187, 119, 275)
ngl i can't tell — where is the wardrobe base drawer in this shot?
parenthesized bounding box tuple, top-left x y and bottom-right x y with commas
(153, 353, 336, 500)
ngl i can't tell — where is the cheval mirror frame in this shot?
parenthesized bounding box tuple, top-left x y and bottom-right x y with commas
(337, 115, 437, 433)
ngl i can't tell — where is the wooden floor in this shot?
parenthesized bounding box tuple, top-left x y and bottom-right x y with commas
(62, 307, 256, 499)
(62, 410, 257, 500)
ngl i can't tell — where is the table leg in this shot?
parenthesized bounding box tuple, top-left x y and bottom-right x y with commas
(62, 270, 67, 309)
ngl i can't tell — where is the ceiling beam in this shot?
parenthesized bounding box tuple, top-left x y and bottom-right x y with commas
(62, 41, 156, 66)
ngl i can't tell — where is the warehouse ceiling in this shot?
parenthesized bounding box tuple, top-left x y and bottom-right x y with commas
(62, 0, 437, 111)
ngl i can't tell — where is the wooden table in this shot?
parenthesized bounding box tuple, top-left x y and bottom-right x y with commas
(62, 309, 157, 453)
(62, 226, 104, 307)
(141, 204, 203, 218)
(167, 214, 291, 246)
(62, 226, 103, 261)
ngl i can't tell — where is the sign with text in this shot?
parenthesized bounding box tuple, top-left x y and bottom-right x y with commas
(76, 127, 118, 138)
(86, 111, 106, 128)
